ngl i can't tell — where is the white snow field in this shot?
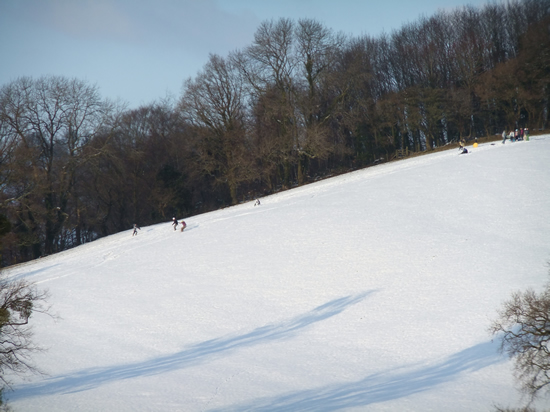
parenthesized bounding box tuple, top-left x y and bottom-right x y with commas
(4, 135, 550, 411)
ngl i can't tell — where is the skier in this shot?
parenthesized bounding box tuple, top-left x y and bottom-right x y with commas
(502, 130, 507, 144)
(180, 220, 187, 232)
(254, 198, 261, 206)
(458, 140, 468, 154)
(172, 217, 178, 231)
(132, 223, 141, 236)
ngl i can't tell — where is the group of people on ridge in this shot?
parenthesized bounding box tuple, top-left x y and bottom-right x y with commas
(502, 127, 529, 144)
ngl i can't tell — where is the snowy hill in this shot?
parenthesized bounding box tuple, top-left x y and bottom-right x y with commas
(4, 136, 550, 411)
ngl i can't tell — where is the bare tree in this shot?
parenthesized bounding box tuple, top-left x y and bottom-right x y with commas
(179, 53, 253, 205)
(0, 273, 51, 387)
(490, 269, 550, 403)
(0, 76, 115, 257)
(294, 19, 346, 180)
(243, 18, 300, 188)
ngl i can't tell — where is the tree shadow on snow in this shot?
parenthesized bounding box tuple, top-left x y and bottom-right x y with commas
(10, 291, 375, 400)
(208, 340, 504, 412)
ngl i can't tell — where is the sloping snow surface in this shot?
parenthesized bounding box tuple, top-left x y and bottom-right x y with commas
(5, 136, 550, 411)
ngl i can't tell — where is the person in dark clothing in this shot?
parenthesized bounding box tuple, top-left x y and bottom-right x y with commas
(132, 223, 141, 236)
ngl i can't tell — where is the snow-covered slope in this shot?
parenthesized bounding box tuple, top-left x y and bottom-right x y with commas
(5, 136, 550, 411)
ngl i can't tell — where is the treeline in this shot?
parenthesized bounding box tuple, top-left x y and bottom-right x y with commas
(0, 0, 549, 266)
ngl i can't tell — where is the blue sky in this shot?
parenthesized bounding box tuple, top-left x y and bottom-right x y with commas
(0, 0, 489, 109)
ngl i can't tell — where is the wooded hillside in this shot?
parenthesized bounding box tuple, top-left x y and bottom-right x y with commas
(1, 0, 548, 266)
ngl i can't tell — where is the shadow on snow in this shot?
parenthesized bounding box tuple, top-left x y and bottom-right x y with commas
(10, 291, 374, 400)
(208, 340, 504, 411)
